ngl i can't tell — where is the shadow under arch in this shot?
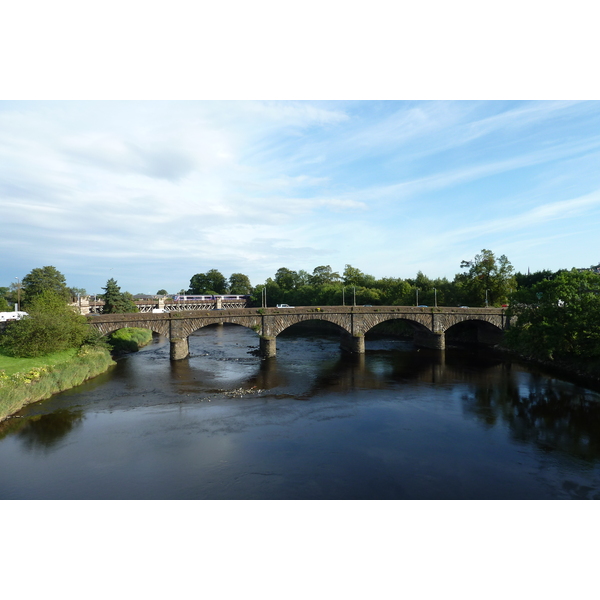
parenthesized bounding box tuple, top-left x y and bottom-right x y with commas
(364, 316, 428, 338)
(277, 318, 348, 337)
(185, 320, 260, 339)
(363, 316, 442, 351)
(446, 319, 504, 347)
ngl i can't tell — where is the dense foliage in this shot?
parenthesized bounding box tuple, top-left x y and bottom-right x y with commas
(101, 278, 139, 314)
(456, 249, 516, 307)
(1, 291, 103, 358)
(107, 328, 154, 354)
(247, 252, 516, 308)
(505, 269, 600, 361)
(21, 266, 70, 307)
(189, 269, 228, 294)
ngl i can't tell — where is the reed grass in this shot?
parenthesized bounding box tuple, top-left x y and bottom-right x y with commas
(0, 347, 115, 421)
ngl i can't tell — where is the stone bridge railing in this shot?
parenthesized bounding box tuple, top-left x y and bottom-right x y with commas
(87, 306, 511, 360)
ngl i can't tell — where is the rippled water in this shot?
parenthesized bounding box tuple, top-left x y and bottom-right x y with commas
(2, 323, 600, 499)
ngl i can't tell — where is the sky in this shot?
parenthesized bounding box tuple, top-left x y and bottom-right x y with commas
(1, 3, 599, 297)
(2, 99, 599, 295)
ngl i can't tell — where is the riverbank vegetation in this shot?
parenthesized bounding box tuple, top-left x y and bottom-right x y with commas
(0, 272, 117, 421)
(107, 327, 154, 354)
(0, 346, 115, 421)
(504, 269, 600, 381)
(1, 290, 105, 357)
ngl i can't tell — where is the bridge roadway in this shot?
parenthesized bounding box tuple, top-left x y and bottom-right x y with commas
(88, 305, 511, 360)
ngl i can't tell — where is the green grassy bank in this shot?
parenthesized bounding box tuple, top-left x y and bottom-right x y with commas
(0, 346, 115, 421)
(107, 327, 154, 355)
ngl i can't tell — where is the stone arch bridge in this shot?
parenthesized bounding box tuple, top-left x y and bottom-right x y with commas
(88, 306, 511, 360)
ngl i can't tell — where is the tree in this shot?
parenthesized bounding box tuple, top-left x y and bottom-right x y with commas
(456, 249, 516, 306)
(310, 265, 341, 286)
(21, 266, 70, 307)
(274, 268, 299, 291)
(157, 289, 169, 296)
(68, 287, 87, 300)
(506, 269, 600, 360)
(101, 278, 139, 314)
(228, 273, 252, 294)
(189, 269, 227, 294)
(514, 269, 554, 290)
(0, 290, 97, 357)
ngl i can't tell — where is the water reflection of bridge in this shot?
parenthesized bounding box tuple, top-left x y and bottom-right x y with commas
(88, 306, 511, 360)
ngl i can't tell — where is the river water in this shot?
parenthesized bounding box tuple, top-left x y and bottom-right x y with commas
(2, 323, 600, 499)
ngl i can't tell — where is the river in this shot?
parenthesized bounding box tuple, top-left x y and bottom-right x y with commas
(2, 323, 600, 499)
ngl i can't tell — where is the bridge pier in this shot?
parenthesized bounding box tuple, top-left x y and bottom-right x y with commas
(170, 337, 189, 360)
(260, 336, 277, 358)
(414, 330, 445, 350)
(340, 332, 365, 354)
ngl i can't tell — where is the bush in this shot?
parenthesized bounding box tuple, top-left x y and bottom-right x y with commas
(107, 328, 153, 354)
(0, 290, 99, 358)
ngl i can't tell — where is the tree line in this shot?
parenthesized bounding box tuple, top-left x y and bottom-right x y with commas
(188, 249, 518, 308)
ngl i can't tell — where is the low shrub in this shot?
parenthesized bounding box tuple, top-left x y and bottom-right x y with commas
(107, 328, 153, 354)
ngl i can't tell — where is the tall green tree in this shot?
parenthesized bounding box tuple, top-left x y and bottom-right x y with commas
(189, 269, 227, 294)
(101, 278, 139, 314)
(228, 273, 252, 294)
(21, 266, 70, 307)
(310, 265, 341, 286)
(456, 249, 516, 306)
(274, 268, 299, 291)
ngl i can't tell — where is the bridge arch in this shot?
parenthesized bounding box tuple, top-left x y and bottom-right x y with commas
(269, 313, 352, 338)
(89, 320, 170, 339)
(360, 314, 433, 337)
(445, 318, 504, 346)
(176, 316, 262, 339)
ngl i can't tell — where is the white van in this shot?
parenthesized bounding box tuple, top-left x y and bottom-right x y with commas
(0, 311, 28, 322)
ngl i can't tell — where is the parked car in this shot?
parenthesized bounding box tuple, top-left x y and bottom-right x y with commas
(276, 304, 294, 308)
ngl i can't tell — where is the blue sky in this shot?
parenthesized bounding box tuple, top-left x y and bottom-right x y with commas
(1, 100, 599, 294)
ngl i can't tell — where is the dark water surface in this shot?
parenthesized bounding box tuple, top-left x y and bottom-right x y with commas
(2, 324, 600, 499)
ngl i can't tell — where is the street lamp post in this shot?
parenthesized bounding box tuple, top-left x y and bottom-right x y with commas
(342, 287, 345, 306)
(434, 287, 437, 307)
(15, 277, 20, 312)
(353, 286, 356, 306)
(485, 289, 489, 307)
(416, 288, 419, 306)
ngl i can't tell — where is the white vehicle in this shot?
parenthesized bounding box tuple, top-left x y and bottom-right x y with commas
(0, 311, 29, 322)
(276, 304, 294, 308)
